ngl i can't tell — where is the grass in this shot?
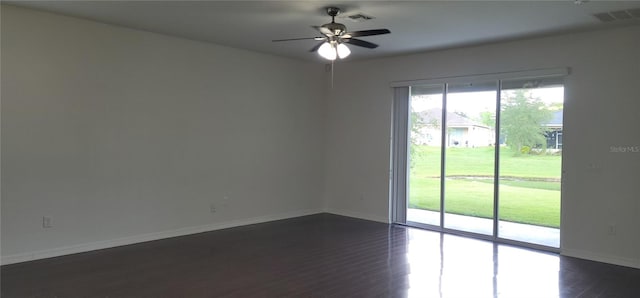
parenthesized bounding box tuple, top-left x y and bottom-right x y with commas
(410, 146, 561, 178)
(409, 145, 561, 228)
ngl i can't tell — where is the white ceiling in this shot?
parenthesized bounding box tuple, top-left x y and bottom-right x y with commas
(7, 1, 640, 62)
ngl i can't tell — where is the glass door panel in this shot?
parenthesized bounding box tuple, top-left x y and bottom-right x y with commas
(400, 74, 564, 250)
(498, 78, 563, 247)
(443, 81, 497, 235)
(407, 85, 444, 226)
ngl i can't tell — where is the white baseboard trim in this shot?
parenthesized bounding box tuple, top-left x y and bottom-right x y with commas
(1, 209, 323, 266)
(562, 248, 640, 269)
(14, 210, 637, 270)
(324, 208, 390, 224)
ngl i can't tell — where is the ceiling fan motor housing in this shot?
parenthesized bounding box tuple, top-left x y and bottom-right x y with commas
(323, 22, 347, 36)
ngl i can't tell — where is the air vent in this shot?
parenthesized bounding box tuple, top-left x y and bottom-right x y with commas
(593, 12, 615, 22)
(593, 8, 640, 22)
(347, 13, 374, 22)
(610, 10, 633, 20)
(628, 8, 640, 18)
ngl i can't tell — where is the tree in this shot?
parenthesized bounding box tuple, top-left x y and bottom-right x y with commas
(479, 111, 496, 130)
(408, 107, 426, 169)
(500, 90, 553, 155)
(408, 105, 441, 169)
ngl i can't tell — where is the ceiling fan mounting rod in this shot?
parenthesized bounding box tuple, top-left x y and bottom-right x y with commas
(327, 7, 340, 22)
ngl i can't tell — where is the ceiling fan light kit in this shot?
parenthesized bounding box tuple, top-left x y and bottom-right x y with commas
(318, 42, 337, 60)
(336, 43, 351, 59)
(273, 6, 390, 61)
(318, 41, 351, 60)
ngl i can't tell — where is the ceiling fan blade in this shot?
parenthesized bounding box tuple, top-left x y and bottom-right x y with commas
(312, 25, 334, 37)
(345, 29, 391, 37)
(345, 38, 378, 49)
(272, 37, 325, 42)
(309, 41, 325, 52)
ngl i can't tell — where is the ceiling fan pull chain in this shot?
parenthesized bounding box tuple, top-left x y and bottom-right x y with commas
(331, 60, 335, 89)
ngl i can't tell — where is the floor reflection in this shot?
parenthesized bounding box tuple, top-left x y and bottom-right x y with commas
(407, 208, 560, 247)
(404, 227, 559, 298)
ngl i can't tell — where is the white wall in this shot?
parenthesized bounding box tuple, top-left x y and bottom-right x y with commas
(2, 4, 639, 270)
(324, 25, 640, 268)
(1, 5, 326, 263)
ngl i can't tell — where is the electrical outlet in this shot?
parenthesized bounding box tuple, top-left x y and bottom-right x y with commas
(42, 216, 53, 228)
(607, 224, 617, 235)
(210, 204, 217, 214)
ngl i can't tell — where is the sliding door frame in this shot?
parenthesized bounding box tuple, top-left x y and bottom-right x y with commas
(390, 68, 569, 252)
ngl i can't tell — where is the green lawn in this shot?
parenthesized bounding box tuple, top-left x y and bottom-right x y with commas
(409, 146, 561, 228)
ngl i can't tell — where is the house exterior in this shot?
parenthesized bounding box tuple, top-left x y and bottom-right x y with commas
(416, 108, 562, 150)
(415, 108, 494, 147)
(544, 110, 563, 150)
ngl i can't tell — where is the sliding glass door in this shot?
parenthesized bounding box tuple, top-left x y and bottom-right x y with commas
(443, 81, 497, 235)
(395, 70, 565, 249)
(497, 78, 564, 247)
(407, 85, 444, 226)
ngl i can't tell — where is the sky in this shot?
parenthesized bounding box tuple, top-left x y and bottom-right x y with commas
(411, 87, 565, 119)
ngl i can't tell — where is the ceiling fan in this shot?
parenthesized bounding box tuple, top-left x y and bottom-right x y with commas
(272, 7, 391, 60)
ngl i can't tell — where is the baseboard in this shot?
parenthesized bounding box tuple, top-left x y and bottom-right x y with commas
(562, 248, 640, 269)
(324, 208, 390, 224)
(1, 209, 323, 266)
(5, 210, 637, 269)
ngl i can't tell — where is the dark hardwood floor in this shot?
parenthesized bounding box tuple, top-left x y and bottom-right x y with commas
(2, 214, 639, 297)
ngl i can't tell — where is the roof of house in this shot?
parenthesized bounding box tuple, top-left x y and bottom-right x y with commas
(419, 108, 489, 129)
(545, 110, 563, 126)
(420, 109, 562, 128)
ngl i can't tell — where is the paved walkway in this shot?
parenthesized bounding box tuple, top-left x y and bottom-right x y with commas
(407, 208, 560, 247)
